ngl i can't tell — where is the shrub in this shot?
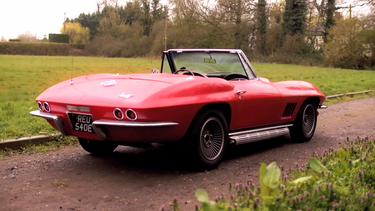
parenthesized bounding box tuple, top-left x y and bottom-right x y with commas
(323, 18, 366, 69)
(84, 34, 155, 58)
(70, 44, 85, 49)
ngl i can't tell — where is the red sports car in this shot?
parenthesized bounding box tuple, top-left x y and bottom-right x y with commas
(31, 49, 326, 169)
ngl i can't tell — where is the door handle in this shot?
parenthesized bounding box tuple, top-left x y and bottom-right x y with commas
(236, 90, 246, 100)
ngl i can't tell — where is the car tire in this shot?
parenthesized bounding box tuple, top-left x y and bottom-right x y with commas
(289, 100, 317, 142)
(78, 138, 118, 155)
(190, 110, 229, 170)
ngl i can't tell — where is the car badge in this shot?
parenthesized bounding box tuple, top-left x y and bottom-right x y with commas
(101, 80, 117, 87)
(119, 92, 133, 99)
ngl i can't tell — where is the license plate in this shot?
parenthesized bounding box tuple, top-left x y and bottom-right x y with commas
(68, 113, 94, 133)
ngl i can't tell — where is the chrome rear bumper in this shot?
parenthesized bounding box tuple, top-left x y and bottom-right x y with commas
(30, 110, 67, 135)
(30, 110, 178, 140)
(91, 120, 178, 140)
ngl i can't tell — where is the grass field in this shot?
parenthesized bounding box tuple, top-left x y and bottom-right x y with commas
(1, 55, 374, 140)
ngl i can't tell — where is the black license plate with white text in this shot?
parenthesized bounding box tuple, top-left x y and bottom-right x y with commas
(68, 113, 94, 133)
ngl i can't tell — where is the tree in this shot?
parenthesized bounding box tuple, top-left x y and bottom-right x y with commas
(140, 0, 153, 36)
(267, 1, 284, 53)
(283, 0, 307, 36)
(71, 12, 100, 40)
(17, 31, 37, 42)
(257, 0, 267, 55)
(151, 0, 163, 21)
(122, 0, 142, 25)
(168, 0, 208, 48)
(60, 22, 90, 44)
(324, 0, 336, 42)
(139, 0, 166, 36)
(98, 8, 128, 38)
(217, 0, 255, 49)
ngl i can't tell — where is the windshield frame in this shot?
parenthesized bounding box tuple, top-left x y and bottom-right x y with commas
(161, 49, 258, 80)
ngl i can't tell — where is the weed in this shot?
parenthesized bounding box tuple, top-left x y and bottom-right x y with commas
(51, 180, 68, 187)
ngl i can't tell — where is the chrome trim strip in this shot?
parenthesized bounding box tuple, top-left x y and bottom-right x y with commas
(92, 120, 179, 127)
(230, 127, 289, 145)
(92, 120, 178, 140)
(66, 105, 91, 112)
(167, 49, 242, 53)
(319, 105, 327, 109)
(229, 124, 293, 136)
(30, 110, 67, 135)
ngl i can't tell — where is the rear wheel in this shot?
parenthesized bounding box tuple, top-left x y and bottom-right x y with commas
(190, 110, 229, 170)
(290, 101, 317, 142)
(78, 138, 118, 155)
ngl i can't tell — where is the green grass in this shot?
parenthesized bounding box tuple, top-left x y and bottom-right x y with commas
(254, 63, 375, 96)
(0, 55, 374, 140)
(0, 135, 78, 158)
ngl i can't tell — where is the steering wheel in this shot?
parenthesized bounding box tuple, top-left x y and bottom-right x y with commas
(173, 68, 207, 77)
(173, 68, 195, 76)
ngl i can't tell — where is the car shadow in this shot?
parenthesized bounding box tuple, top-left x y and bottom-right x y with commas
(226, 136, 292, 160)
(85, 136, 296, 172)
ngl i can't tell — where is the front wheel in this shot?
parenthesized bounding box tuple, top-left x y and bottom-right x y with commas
(78, 138, 118, 155)
(290, 101, 317, 142)
(190, 110, 229, 170)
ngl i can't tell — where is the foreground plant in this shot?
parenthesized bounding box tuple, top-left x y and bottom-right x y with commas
(184, 137, 375, 210)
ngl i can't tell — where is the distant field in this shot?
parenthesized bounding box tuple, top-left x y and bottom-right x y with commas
(0, 55, 374, 140)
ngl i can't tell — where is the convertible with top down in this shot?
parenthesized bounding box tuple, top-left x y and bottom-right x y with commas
(30, 49, 326, 169)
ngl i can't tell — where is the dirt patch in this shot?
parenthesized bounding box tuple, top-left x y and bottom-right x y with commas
(1, 97, 375, 211)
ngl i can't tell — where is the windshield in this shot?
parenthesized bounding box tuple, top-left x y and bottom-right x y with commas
(171, 52, 247, 76)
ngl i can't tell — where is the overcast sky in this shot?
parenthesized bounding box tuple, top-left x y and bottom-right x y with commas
(0, 0, 109, 40)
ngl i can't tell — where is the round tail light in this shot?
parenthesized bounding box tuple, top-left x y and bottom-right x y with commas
(126, 109, 137, 120)
(43, 102, 51, 112)
(113, 108, 124, 120)
(37, 101, 43, 110)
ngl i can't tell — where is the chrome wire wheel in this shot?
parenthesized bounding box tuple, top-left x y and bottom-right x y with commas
(302, 104, 316, 136)
(199, 117, 225, 161)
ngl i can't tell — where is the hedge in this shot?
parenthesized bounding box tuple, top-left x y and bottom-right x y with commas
(0, 42, 71, 56)
(49, 34, 69, 44)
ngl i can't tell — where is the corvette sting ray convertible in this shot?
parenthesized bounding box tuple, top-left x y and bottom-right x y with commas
(30, 49, 326, 169)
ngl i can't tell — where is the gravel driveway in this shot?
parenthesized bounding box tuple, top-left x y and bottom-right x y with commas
(1, 97, 375, 211)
